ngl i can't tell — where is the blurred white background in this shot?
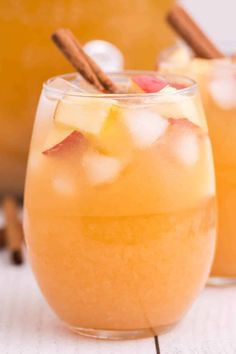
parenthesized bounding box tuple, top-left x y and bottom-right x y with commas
(181, 0, 236, 54)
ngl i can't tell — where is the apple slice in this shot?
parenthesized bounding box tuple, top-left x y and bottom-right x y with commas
(155, 93, 207, 130)
(168, 117, 200, 130)
(128, 79, 145, 93)
(132, 75, 168, 93)
(54, 96, 116, 135)
(170, 82, 188, 90)
(43, 128, 85, 156)
(95, 105, 133, 156)
(43, 124, 73, 150)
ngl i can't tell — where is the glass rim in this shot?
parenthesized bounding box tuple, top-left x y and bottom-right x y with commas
(43, 70, 197, 99)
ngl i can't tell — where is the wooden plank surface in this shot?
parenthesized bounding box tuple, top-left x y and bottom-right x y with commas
(159, 286, 236, 354)
(0, 250, 236, 353)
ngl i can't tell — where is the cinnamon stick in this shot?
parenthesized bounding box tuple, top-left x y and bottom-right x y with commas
(167, 5, 224, 59)
(52, 29, 103, 91)
(51, 28, 119, 93)
(2, 196, 24, 265)
(0, 228, 6, 250)
(65, 29, 118, 93)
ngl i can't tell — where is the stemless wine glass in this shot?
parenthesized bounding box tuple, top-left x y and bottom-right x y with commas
(24, 71, 216, 339)
(159, 47, 236, 285)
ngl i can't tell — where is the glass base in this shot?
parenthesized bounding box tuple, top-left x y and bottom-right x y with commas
(69, 322, 177, 340)
(207, 276, 236, 287)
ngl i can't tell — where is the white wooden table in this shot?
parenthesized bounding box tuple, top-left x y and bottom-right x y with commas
(0, 250, 236, 354)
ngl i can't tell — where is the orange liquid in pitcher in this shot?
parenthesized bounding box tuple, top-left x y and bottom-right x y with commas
(1, 0, 175, 194)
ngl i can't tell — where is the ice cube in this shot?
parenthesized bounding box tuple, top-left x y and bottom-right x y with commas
(169, 45, 192, 64)
(49, 77, 81, 90)
(73, 78, 101, 93)
(54, 96, 116, 135)
(53, 176, 75, 195)
(175, 133, 199, 166)
(209, 77, 236, 109)
(83, 152, 122, 185)
(83, 40, 124, 72)
(45, 77, 84, 99)
(123, 109, 169, 149)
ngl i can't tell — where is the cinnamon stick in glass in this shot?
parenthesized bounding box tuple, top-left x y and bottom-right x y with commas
(51, 28, 118, 93)
(167, 5, 224, 59)
(65, 29, 119, 93)
(51, 28, 103, 91)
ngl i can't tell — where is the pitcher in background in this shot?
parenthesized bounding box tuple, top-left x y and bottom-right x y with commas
(0, 0, 175, 195)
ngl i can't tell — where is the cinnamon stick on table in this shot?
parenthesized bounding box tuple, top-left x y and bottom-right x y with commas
(51, 28, 119, 93)
(2, 196, 24, 265)
(0, 228, 6, 250)
(167, 5, 224, 59)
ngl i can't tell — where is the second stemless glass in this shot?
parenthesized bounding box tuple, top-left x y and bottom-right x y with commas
(24, 71, 216, 339)
(159, 49, 236, 284)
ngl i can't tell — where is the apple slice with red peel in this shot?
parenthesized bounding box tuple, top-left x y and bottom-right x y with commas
(168, 117, 204, 139)
(132, 75, 168, 93)
(128, 79, 145, 93)
(154, 93, 207, 130)
(168, 117, 200, 130)
(43, 130, 85, 156)
(171, 82, 188, 90)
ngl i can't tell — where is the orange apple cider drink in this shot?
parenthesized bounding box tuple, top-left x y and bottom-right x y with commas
(24, 72, 216, 339)
(159, 47, 236, 282)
